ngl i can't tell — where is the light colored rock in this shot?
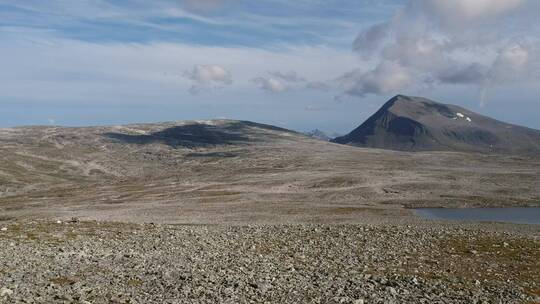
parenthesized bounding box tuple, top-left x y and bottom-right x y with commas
(0, 222, 534, 303)
(0, 288, 13, 297)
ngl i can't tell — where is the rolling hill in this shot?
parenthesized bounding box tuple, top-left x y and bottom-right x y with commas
(0, 118, 539, 224)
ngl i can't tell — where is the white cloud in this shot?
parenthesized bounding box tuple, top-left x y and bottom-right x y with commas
(343, 0, 539, 103)
(437, 63, 487, 85)
(252, 77, 287, 93)
(0, 32, 356, 103)
(252, 70, 309, 92)
(489, 42, 530, 83)
(184, 64, 233, 94)
(185, 65, 232, 84)
(340, 62, 413, 97)
(353, 22, 390, 58)
(417, 0, 523, 28)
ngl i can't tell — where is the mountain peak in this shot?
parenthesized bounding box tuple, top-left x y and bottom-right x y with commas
(333, 96, 540, 155)
(391, 94, 413, 100)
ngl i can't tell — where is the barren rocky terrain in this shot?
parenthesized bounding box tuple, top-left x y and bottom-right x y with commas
(0, 120, 538, 224)
(0, 119, 539, 303)
(0, 220, 538, 303)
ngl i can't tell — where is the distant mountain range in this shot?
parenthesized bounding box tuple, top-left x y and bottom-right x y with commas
(332, 95, 540, 155)
(303, 129, 342, 141)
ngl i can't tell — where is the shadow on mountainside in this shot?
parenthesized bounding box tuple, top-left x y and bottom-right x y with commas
(103, 121, 297, 149)
(104, 123, 255, 149)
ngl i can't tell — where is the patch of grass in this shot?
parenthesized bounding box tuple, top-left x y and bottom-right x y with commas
(0, 215, 14, 222)
(446, 235, 532, 260)
(127, 279, 143, 286)
(200, 190, 242, 197)
(382, 232, 540, 301)
(49, 276, 76, 286)
(309, 176, 358, 189)
(25, 232, 39, 240)
(440, 236, 540, 287)
(65, 230, 78, 240)
(322, 207, 387, 215)
(3, 205, 24, 211)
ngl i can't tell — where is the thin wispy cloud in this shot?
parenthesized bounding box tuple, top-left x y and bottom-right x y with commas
(269, 71, 306, 83)
(0, 0, 382, 47)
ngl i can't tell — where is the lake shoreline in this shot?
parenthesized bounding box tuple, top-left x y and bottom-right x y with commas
(412, 207, 540, 225)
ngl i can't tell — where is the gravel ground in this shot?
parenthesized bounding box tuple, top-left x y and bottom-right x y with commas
(0, 220, 538, 304)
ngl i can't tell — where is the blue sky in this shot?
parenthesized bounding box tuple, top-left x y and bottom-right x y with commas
(1, 0, 539, 132)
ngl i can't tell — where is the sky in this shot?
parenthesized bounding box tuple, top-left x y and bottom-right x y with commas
(1, 0, 539, 133)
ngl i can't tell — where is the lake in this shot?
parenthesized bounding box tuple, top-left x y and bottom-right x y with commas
(412, 207, 540, 225)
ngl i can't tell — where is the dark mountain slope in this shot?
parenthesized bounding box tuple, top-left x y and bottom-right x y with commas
(332, 95, 540, 155)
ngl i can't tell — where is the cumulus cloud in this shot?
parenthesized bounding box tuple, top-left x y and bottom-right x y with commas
(252, 70, 306, 93)
(184, 64, 232, 94)
(436, 63, 488, 85)
(489, 42, 531, 83)
(343, 0, 540, 104)
(339, 62, 413, 97)
(252, 77, 287, 93)
(352, 22, 391, 59)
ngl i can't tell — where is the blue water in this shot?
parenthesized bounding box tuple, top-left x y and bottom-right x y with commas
(413, 207, 540, 225)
